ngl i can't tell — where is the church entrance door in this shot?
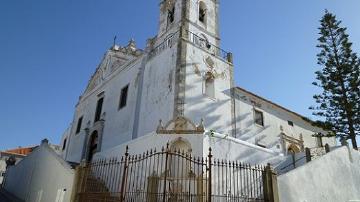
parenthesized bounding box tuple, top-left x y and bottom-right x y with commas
(87, 131, 98, 162)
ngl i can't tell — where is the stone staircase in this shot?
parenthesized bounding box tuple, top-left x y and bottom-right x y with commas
(80, 175, 121, 201)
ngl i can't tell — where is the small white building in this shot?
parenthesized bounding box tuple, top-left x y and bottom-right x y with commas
(61, 0, 336, 164)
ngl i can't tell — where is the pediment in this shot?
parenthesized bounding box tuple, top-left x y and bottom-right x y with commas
(156, 116, 205, 134)
(84, 53, 129, 95)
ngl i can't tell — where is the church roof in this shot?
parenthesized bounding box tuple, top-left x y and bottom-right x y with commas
(4, 146, 37, 156)
(235, 86, 315, 125)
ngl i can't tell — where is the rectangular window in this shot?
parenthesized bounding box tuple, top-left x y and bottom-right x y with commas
(205, 78, 215, 98)
(75, 116, 83, 134)
(288, 120, 294, 126)
(94, 97, 104, 122)
(62, 138, 67, 151)
(119, 85, 129, 110)
(254, 109, 264, 126)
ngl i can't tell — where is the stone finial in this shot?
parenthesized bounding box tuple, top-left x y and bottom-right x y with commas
(156, 119, 165, 133)
(197, 118, 205, 132)
(112, 44, 120, 51)
(127, 39, 137, 52)
(41, 138, 49, 145)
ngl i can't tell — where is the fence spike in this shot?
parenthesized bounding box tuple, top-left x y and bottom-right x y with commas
(125, 145, 129, 155)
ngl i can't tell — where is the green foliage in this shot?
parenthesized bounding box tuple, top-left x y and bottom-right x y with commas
(311, 10, 360, 149)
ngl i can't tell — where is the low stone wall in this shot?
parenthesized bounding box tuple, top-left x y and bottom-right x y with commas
(278, 146, 360, 202)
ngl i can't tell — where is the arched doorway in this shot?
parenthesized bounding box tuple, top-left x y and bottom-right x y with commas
(287, 144, 300, 155)
(168, 138, 193, 194)
(87, 131, 99, 162)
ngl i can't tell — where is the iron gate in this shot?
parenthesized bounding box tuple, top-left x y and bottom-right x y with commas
(75, 144, 275, 202)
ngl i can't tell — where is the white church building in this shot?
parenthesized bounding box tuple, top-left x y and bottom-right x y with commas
(7, 1, 360, 202)
(60, 0, 336, 165)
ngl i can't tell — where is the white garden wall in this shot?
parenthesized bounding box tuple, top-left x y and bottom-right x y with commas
(3, 141, 75, 202)
(278, 146, 360, 202)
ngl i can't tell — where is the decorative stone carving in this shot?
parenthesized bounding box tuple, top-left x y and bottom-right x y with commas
(161, 0, 175, 13)
(202, 56, 228, 80)
(110, 59, 125, 73)
(126, 39, 137, 52)
(281, 133, 304, 153)
(193, 64, 201, 76)
(204, 56, 215, 69)
(156, 116, 205, 134)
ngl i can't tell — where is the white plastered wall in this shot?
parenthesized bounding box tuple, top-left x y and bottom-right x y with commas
(278, 146, 360, 202)
(4, 143, 74, 202)
(233, 90, 336, 154)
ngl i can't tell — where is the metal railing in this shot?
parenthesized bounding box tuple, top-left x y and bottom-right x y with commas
(278, 155, 306, 174)
(147, 29, 233, 63)
(76, 144, 275, 202)
(148, 31, 180, 59)
(185, 30, 232, 63)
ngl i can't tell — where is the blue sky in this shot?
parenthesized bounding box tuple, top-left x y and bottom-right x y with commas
(0, 1, 359, 150)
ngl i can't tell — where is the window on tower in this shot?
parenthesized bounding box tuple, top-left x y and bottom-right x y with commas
(168, 6, 175, 24)
(199, 2, 207, 24)
(205, 72, 215, 98)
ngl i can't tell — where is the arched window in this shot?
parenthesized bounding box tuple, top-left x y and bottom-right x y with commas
(199, 1, 207, 24)
(205, 72, 215, 98)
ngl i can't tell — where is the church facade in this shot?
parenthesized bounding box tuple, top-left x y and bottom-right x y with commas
(61, 0, 335, 164)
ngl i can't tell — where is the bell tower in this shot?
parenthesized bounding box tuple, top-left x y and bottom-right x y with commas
(186, 0, 220, 46)
(157, 0, 220, 44)
(137, 0, 234, 138)
(158, 0, 183, 37)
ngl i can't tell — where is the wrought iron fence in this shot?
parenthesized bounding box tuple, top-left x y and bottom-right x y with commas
(76, 144, 274, 202)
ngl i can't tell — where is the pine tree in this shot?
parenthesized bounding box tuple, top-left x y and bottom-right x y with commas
(311, 10, 360, 149)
